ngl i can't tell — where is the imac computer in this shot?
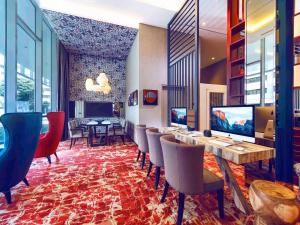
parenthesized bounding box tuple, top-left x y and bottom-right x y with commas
(210, 105, 255, 143)
(171, 107, 187, 129)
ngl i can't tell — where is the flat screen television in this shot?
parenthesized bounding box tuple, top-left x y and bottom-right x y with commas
(171, 107, 187, 128)
(210, 105, 255, 143)
(84, 102, 113, 118)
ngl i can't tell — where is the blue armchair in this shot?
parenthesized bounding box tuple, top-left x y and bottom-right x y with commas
(0, 112, 42, 204)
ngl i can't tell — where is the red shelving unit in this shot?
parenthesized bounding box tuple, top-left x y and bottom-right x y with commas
(293, 10, 300, 185)
(227, 0, 245, 105)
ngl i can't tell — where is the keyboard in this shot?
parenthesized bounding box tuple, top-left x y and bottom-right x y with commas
(208, 140, 232, 147)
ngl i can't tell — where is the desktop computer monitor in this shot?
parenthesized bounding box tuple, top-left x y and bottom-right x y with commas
(171, 107, 187, 128)
(255, 106, 275, 133)
(210, 105, 255, 143)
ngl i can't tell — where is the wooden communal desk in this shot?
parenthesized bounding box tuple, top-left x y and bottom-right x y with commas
(160, 127, 276, 215)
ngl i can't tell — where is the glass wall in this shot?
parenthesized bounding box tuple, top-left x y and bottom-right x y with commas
(0, 0, 5, 143)
(0, 0, 59, 140)
(17, 0, 36, 32)
(16, 25, 36, 112)
(42, 22, 52, 115)
(245, 0, 276, 105)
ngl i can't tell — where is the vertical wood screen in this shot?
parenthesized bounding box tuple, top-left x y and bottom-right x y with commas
(167, 0, 199, 129)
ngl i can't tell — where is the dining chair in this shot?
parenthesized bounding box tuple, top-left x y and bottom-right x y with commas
(109, 123, 125, 144)
(68, 120, 89, 148)
(146, 128, 166, 189)
(135, 124, 148, 169)
(160, 135, 224, 225)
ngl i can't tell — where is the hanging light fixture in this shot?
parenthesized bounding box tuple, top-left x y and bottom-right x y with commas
(85, 78, 94, 91)
(96, 73, 109, 85)
(85, 72, 111, 94)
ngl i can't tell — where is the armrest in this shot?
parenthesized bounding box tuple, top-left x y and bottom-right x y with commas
(70, 128, 84, 136)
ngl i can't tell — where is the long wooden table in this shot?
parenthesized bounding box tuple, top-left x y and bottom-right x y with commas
(160, 127, 276, 214)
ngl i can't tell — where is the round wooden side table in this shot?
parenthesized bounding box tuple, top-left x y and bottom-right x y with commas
(249, 180, 300, 225)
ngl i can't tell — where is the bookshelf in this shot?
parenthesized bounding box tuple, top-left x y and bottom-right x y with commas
(227, 0, 245, 105)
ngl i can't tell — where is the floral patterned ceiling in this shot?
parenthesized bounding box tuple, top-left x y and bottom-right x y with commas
(43, 10, 138, 59)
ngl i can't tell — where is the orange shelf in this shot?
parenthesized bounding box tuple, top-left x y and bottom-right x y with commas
(231, 20, 245, 34)
(230, 38, 245, 48)
(231, 57, 245, 65)
(230, 74, 244, 80)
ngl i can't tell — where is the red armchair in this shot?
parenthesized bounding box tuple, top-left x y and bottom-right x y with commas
(34, 112, 65, 164)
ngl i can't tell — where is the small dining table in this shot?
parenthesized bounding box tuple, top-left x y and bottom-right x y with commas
(161, 127, 275, 215)
(86, 120, 111, 147)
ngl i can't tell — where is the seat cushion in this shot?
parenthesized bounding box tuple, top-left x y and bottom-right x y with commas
(203, 169, 224, 193)
(71, 131, 88, 138)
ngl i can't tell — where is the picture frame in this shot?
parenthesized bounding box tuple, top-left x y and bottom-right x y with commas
(128, 90, 138, 106)
(143, 89, 158, 106)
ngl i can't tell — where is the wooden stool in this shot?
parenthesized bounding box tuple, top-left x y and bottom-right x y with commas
(249, 180, 300, 225)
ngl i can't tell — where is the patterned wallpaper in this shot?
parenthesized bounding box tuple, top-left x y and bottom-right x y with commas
(43, 10, 138, 60)
(69, 54, 126, 102)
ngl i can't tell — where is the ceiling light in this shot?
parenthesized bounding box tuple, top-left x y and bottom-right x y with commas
(247, 14, 275, 33)
(136, 0, 185, 12)
(202, 22, 206, 26)
(211, 57, 215, 60)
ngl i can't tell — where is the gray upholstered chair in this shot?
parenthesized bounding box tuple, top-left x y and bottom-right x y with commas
(160, 135, 224, 225)
(135, 124, 148, 169)
(68, 120, 89, 148)
(146, 128, 166, 189)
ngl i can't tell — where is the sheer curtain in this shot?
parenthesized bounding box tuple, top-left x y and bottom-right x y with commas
(58, 43, 69, 140)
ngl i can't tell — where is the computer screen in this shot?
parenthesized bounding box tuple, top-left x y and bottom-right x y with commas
(171, 107, 187, 128)
(211, 106, 255, 139)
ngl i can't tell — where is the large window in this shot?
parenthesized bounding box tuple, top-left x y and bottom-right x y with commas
(0, 0, 5, 143)
(42, 22, 52, 115)
(17, 25, 36, 112)
(0, 0, 58, 136)
(245, 0, 276, 105)
(245, 40, 261, 104)
(17, 0, 36, 32)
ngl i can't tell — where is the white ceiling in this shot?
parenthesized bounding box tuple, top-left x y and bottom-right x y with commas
(40, 0, 185, 28)
(40, 0, 227, 66)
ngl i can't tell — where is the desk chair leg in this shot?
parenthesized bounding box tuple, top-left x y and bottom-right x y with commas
(4, 190, 11, 204)
(177, 193, 185, 225)
(23, 177, 29, 186)
(161, 181, 169, 203)
(137, 150, 141, 162)
(47, 156, 51, 164)
(141, 153, 146, 169)
(147, 162, 153, 177)
(217, 189, 224, 219)
(122, 135, 125, 144)
(155, 166, 161, 189)
(54, 152, 59, 161)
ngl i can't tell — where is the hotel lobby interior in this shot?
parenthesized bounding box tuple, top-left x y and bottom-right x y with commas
(0, 0, 300, 224)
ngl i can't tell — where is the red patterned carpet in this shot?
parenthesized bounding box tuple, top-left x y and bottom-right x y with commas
(0, 140, 255, 225)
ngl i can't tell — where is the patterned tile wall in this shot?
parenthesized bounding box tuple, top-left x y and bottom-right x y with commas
(43, 10, 138, 59)
(69, 54, 126, 102)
